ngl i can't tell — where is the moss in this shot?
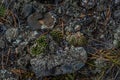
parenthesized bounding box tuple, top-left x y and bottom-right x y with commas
(30, 35, 48, 56)
(66, 32, 88, 46)
(0, 5, 6, 17)
(50, 30, 63, 43)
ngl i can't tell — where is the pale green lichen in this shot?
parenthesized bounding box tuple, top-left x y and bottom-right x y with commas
(66, 32, 88, 46)
(30, 35, 48, 56)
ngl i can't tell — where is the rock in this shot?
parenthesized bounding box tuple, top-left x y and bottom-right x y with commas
(113, 40, 120, 48)
(115, 0, 120, 5)
(114, 26, 120, 40)
(74, 25, 81, 32)
(22, 4, 35, 18)
(0, 69, 17, 80)
(17, 54, 31, 69)
(27, 12, 57, 30)
(0, 39, 5, 49)
(5, 28, 18, 42)
(35, 0, 63, 4)
(49, 40, 59, 54)
(81, 0, 96, 9)
(40, 12, 57, 30)
(65, 20, 81, 32)
(114, 10, 120, 19)
(0, 24, 6, 35)
(27, 12, 43, 30)
(113, 26, 120, 48)
(30, 46, 87, 77)
(28, 31, 39, 40)
(96, 0, 107, 12)
(65, 6, 81, 17)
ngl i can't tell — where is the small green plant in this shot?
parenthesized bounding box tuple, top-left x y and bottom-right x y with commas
(50, 30, 63, 43)
(66, 32, 88, 46)
(30, 35, 48, 56)
(0, 5, 6, 17)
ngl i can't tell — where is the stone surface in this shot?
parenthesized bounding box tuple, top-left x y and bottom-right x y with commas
(30, 46, 87, 77)
(40, 12, 57, 30)
(113, 26, 120, 48)
(0, 69, 17, 80)
(5, 28, 18, 42)
(22, 4, 34, 18)
(81, 0, 96, 9)
(0, 24, 6, 35)
(27, 12, 43, 30)
(115, 0, 120, 5)
(114, 10, 120, 19)
(0, 38, 5, 49)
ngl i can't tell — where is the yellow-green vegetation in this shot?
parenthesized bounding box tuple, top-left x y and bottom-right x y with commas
(66, 32, 88, 46)
(87, 49, 120, 79)
(0, 5, 6, 17)
(30, 35, 48, 56)
(50, 30, 63, 43)
(89, 49, 120, 67)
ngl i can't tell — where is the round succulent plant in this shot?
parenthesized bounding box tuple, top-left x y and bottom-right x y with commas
(30, 35, 48, 56)
(50, 30, 63, 43)
(66, 32, 88, 46)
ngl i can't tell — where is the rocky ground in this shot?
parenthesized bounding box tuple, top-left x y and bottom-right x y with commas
(0, 0, 120, 80)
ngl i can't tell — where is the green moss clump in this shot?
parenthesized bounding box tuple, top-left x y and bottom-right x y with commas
(50, 30, 63, 43)
(0, 5, 6, 17)
(30, 35, 48, 56)
(66, 32, 88, 46)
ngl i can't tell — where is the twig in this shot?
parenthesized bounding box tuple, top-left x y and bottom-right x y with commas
(6, 48, 11, 65)
(1, 51, 4, 69)
(8, 10, 17, 27)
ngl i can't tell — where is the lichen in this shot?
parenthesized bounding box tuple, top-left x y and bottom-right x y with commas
(30, 35, 48, 56)
(66, 32, 88, 46)
(50, 30, 63, 43)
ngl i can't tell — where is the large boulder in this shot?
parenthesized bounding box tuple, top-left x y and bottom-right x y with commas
(30, 46, 87, 77)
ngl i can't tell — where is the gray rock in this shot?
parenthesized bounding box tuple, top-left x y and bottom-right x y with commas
(81, 0, 96, 9)
(115, 0, 120, 5)
(65, 20, 83, 32)
(113, 26, 120, 48)
(17, 54, 31, 69)
(22, 4, 34, 18)
(30, 46, 87, 77)
(113, 40, 120, 48)
(74, 25, 81, 32)
(49, 40, 59, 54)
(5, 28, 18, 42)
(0, 39, 5, 49)
(114, 10, 120, 19)
(40, 12, 57, 30)
(27, 12, 43, 30)
(27, 12, 57, 30)
(0, 24, 6, 35)
(0, 69, 17, 80)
